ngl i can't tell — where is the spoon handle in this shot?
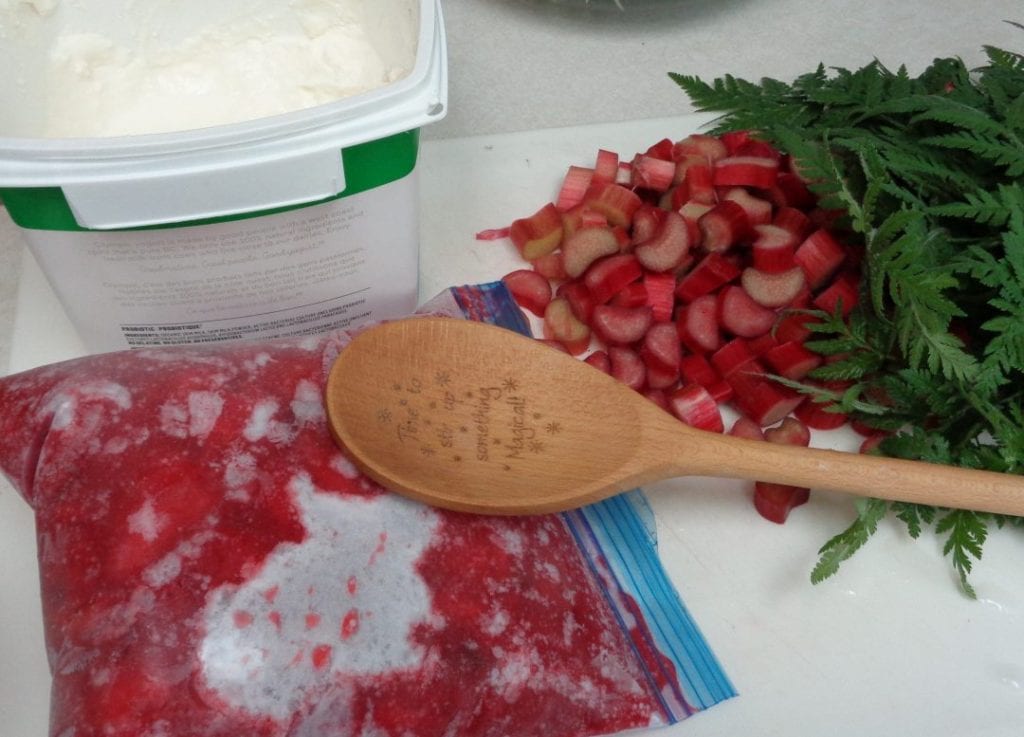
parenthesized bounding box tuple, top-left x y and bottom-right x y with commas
(674, 432, 1024, 516)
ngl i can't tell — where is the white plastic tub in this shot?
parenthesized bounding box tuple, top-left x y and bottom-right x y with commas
(0, 0, 447, 353)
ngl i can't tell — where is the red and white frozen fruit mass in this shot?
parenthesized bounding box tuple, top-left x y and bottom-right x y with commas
(0, 287, 731, 737)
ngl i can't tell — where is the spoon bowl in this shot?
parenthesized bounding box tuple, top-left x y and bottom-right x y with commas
(326, 318, 1024, 516)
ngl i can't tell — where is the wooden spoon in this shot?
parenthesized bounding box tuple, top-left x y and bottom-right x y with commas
(325, 317, 1024, 516)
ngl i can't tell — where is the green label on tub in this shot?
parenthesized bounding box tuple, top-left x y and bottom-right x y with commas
(0, 130, 419, 232)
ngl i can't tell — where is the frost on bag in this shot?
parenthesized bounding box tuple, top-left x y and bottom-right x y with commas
(0, 283, 733, 737)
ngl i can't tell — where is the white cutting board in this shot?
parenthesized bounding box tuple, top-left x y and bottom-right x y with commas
(4, 115, 1024, 736)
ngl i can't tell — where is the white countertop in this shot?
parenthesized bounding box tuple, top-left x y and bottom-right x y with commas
(3, 2, 1024, 735)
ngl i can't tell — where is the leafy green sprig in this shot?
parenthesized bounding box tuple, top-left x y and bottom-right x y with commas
(670, 37, 1024, 596)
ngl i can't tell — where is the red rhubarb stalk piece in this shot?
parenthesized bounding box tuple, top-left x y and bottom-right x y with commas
(762, 340, 822, 380)
(675, 252, 742, 303)
(608, 346, 647, 391)
(676, 294, 721, 354)
(501, 269, 552, 317)
(726, 362, 805, 426)
(556, 280, 596, 324)
(582, 181, 644, 228)
(751, 224, 799, 273)
(531, 251, 567, 281)
(643, 271, 677, 322)
(679, 163, 717, 205)
(643, 388, 670, 411)
(562, 226, 621, 279)
(679, 353, 719, 388)
(583, 349, 612, 375)
(610, 282, 649, 308)
(542, 297, 591, 355)
(794, 395, 848, 430)
(593, 149, 620, 184)
(591, 304, 654, 346)
(740, 266, 807, 308)
(709, 337, 756, 378)
(728, 416, 765, 440)
(667, 384, 724, 433)
(641, 321, 683, 374)
(721, 187, 772, 226)
(645, 138, 675, 161)
(476, 226, 511, 241)
(699, 200, 750, 252)
(753, 482, 810, 524)
(672, 134, 728, 163)
(794, 229, 847, 289)
(556, 166, 594, 211)
(747, 332, 779, 357)
(583, 254, 644, 304)
(717, 285, 778, 338)
(631, 154, 677, 193)
(510, 202, 564, 259)
(772, 206, 813, 239)
(813, 273, 860, 317)
(635, 210, 692, 273)
(764, 416, 811, 447)
(712, 156, 780, 189)
(631, 204, 668, 246)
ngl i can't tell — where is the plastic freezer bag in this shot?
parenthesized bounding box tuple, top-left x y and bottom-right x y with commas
(0, 282, 734, 737)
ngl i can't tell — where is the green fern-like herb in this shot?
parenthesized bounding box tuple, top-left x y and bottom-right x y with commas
(671, 38, 1024, 597)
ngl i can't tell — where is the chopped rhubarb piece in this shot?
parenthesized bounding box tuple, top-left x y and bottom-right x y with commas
(591, 304, 654, 346)
(672, 134, 728, 163)
(631, 154, 677, 192)
(556, 166, 594, 211)
(645, 137, 675, 161)
(676, 252, 743, 303)
(751, 224, 799, 273)
(615, 161, 633, 186)
(741, 266, 807, 308)
(735, 139, 782, 161)
(611, 282, 649, 308)
(773, 312, 821, 344)
(679, 164, 717, 205)
(679, 353, 719, 388)
(748, 332, 779, 357)
(641, 321, 683, 374)
(581, 209, 610, 229)
(501, 269, 552, 317)
(582, 181, 644, 228)
(510, 202, 564, 260)
(608, 346, 647, 391)
(764, 416, 811, 447)
(772, 206, 813, 239)
(728, 416, 765, 440)
(643, 271, 677, 322)
(699, 200, 750, 252)
(631, 203, 668, 245)
(727, 367, 805, 427)
(635, 210, 692, 273)
(769, 172, 817, 209)
(763, 340, 822, 380)
(859, 434, 888, 454)
(712, 156, 780, 189)
(721, 187, 772, 226)
(794, 396, 848, 430)
(718, 130, 751, 155)
(583, 254, 644, 304)
(645, 362, 680, 390)
(562, 226, 620, 279)
(753, 482, 810, 524)
(667, 384, 724, 433)
(676, 294, 721, 353)
(543, 297, 591, 355)
(850, 419, 880, 437)
(583, 349, 612, 375)
(643, 388, 670, 411)
(556, 280, 596, 324)
(531, 251, 568, 281)
(709, 337, 755, 377)
(708, 379, 734, 404)
(593, 149, 620, 184)
(813, 272, 860, 317)
(717, 285, 778, 339)
(794, 229, 847, 289)
(672, 154, 710, 186)
(476, 226, 511, 241)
